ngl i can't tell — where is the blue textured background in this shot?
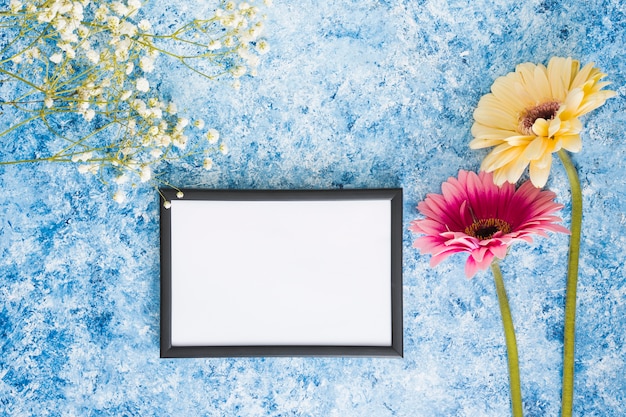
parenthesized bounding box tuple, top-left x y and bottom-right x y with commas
(1, 0, 625, 415)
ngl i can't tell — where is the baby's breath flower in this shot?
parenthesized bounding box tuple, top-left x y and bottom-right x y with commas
(139, 165, 152, 182)
(119, 21, 137, 37)
(50, 53, 63, 64)
(84, 109, 96, 121)
(207, 40, 221, 50)
(256, 39, 270, 54)
(138, 19, 151, 31)
(206, 128, 219, 144)
(127, 0, 141, 14)
(166, 102, 177, 115)
(110, 1, 128, 16)
(113, 190, 126, 204)
(86, 49, 100, 63)
(9, 0, 23, 13)
(114, 174, 129, 184)
(1, 0, 271, 203)
(107, 15, 120, 31)
(219, 143, 229, 155)
(231, 66, 246, 78)
(139, 56, 155, 72)
(136, 77, 149, 92)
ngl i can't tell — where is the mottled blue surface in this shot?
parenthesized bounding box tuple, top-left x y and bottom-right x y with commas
(2, 0, 626, 416)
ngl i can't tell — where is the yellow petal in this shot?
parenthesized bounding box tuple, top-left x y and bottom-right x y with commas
(522, 136, 549, 160)
(547, 57, 572, 100)
(531, 118, 550, 136)
(560, 134, 582, 152)
(529, 153, 553, 187)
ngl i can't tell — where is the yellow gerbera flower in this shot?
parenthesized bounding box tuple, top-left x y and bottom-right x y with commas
(470, 57, 615, 187)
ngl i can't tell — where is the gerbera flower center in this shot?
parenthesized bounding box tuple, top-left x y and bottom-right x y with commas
(518, 101, 561, 135)
(465, 218, 512, 240)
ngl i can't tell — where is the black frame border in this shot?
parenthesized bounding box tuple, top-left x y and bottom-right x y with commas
(160, 188, 403, 358)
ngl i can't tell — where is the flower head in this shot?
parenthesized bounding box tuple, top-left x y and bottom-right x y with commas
(409, 170, 569, 278)
(470, 57, 615, 187)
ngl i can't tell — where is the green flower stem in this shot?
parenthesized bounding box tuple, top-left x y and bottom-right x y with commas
(557, 149, 582, 417)
(491, 261, 524, 417)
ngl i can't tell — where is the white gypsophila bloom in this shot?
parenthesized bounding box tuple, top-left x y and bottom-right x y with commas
(114, 174, 129, 184)
(38, 8, 55, 23)
(176, 117, 189, 129)
(193, 119, 205, 129)
(150, 148, 163, 158)
(139, 165, 151, 182)
(125, 62, 134, 75)
(77, 24, 89, 38)
(136, 77, 149, 92)
(139, 56, 155, 72)
(138, 19, 151, 31)
(71, 151, 93, 162)
(58, 43, 76, 59)
(150, 107, 163, 119)
(173, 134, 188, 149)
(120, 90, 132, 101)
(9, 0, 22, 12)
(11, 54, 23, 64)
(203, 157, 213, 170)
(107, 15, 120, 32)
(119, 21, 137, 37)
(115, 38, 131, 61)
(157, 134, 172, 147)
(77, 164, 91, 173)
(231, 66, 246, 77)
(206, 128, 219, 144)
(219, 143, 229, 155)
(86, 49, 100, 64)
(127, 0, 141, 14)
(113, 190, 126, 203)
(148, 125, 159, 136)
(94, 4, 107, 21)
(110, 1, 128, 16)
(207, 40, 221, 50)
(256, 39, 270, 54)
(44, 97, 54, 108)
(84, 109, 96, 121)
(165, 102, 177, 115)
(71, 2, 84, 20)
(49, 52, 63, 64)
(26, 47, 40, 60)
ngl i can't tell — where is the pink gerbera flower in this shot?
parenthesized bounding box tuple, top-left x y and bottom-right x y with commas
(409, 170, 569, 278)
